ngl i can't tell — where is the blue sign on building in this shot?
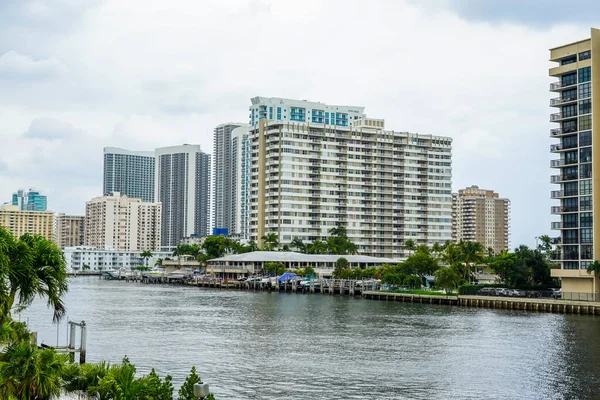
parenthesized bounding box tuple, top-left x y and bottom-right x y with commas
(212, 228, 229, 236)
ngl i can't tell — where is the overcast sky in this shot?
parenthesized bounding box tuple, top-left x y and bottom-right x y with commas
(0, 0, 597, 248)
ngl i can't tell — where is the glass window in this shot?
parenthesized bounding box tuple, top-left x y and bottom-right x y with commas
(579, 50, 591, 61)
(579, 115, 592, 130)
(579, 82, 591, 99)
(563, 119, 577, 133)
(562, 104, 577, 118)
(563, 245, 579, 260)
(581, 196, 593, 211)
(579, 99, 592, 115)
(564, 213, 578, 228)
(564, 181, 578, 196)
(581, 245, 593, 259)
(580, 179, 592, 195)
(562, 72, 577, 86)
(580, 147, 592, 163)
(581, 212, 593, 228)
(579, 67, 591, 83)
(565, 150, 578, 164)
(581, 228, 593, 243)
(562, 135, 578, 148)
(564, 166, 578, 179)
(563, 230, 578, 244)
(580, 163, 592, 179)
(562, 89, 577, 101)
(561, 56, 577, 65)
(563, 197, 578, 212)
(564, 262, 579, 270)
(580, 130, 592, 146)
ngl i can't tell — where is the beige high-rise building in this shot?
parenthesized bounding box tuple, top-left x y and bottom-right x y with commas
(549, 28, 600, 301)
(54, 214, 85, 249)
(85, 192, 162, 251)
(0, 205, 54, 241)
(451, 186, 510, 254)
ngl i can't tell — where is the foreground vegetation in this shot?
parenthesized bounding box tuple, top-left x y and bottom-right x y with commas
(0, 227, 215, 400)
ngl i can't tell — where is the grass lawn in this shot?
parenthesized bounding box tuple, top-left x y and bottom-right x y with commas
(384, 289, 457, 297)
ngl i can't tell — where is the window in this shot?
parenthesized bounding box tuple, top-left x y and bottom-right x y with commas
(581, 228, 593, 243)
(565, 150, 578, 164)
(579, 99, 592, 115)
(580, 163, 592, 179)
(563, 230, 578, 244)
(579, 115, 592, 130)
(562, 72, 577, 86)
(563, 245, 579, 260)
(561, 55, 577, 65)
(564, 181, 578, 196)
(579, 50, 591, 61)
(562, 135, 577, 148)
(579, 82, 591, 99)
(580, 179, 592, 195)
(562, 104, 577, 118)
(562, 89, 577, 101)
(581, 196, 593, 211)
(564, 261, 579, 270)
(579, 67, 591, 83)
(580, 130, 592, 146)
(563, 213, 578, 228)
(562, 119, 577, 133)
(563, 197, 578, 211)
(580, 147, 592, 163)
(581, 212, 593, 228)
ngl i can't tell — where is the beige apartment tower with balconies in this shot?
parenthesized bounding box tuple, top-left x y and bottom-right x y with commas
(85, 192, 162, 251)
(451, 185, 510, 254)
(550, 28, 600, 301)
(0, 204, 54, 241)
(54, 214, 85, 249)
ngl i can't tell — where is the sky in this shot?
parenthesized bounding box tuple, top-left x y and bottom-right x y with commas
(0, 0, 597, 248)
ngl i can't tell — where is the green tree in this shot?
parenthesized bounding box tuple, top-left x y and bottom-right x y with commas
(0, 229, 69, 331)
(202, 236, 231, 259)
(333, 257, 350, 278)
(140, 250, 153, 267)
(290, 238, 306, 253)
(587, 260, 600, 276)
(458, 240, 485, 282)
(263, 262, 286, 276)
(0, 341, 69, 400)
(154, 258, 163, 267)
(431, 242, 443, 260)
(434, 266, 461, 293)
(403, 239, 416, 256)
(441, 242, 462, 265)
(402, 252, 439, 276)
(306, 240, 328, 254)
(173, 244, 201, 257)
(178, 366, 201, 400)
(82, 264, 91, 271)
(261, 233, 280, 251)
(304, 266, 316, 278)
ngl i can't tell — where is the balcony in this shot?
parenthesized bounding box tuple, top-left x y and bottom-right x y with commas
(550, 127, 578, 137)
(550, 174, 578, 183)
(550, 159, 578, 168)
(550, 143, 578, 152)
(551, 206, 579, 214)
(550, 95, 577, 107)
(550, 80, 577, 91)
(551, 222, 578, 230)
(550, 112, 577, 122)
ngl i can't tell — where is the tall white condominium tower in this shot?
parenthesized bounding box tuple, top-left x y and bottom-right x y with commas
(248, 97, 453, 258)
(155, 144, 211, 249)
(213, 123, 249, 236)
(103, 147, 155, 202)
(85, 192, 162, 251)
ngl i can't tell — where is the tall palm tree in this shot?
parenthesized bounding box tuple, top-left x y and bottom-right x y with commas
(140, 250, 152, 267)
(328, 226, 347, 238)
(0, 342, 68, 400)
(403, 239, 416, 256)
(290, 238, 306, 253)
(586, 260, 600, 276)
(459, 240, 485, 282)
(307, 240, 328, 254)
(0, 229, 68, 330)
(261, 233, 280, 251)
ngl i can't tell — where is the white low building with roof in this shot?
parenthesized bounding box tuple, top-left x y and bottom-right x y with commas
(206, 251, 400, 278)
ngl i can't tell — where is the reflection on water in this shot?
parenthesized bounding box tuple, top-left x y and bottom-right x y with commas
(21, 277, 600, 399)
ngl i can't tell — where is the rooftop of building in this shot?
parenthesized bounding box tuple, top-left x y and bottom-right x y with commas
(103, 147, 154, 157)
(208, 251, 399, 264)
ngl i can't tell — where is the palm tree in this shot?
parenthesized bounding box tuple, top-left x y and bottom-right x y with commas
(587, 260, 600, 276)
(459, 240, 485, 282)
(154, 258, 163, 267)
(403, 239, 416, 256)
(261, 233, 280, 251)
(307, 240, 328, 254)
(329, 226, 348, 238)
(141, 250, 152, 267)
(431, 242, 443, 260)
(0, 342, 69, 400)
(0, 229, 68, 330)
(290, 237, 306, 253)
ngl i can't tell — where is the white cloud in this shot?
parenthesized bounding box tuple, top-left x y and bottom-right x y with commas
(0, 50, 65, 80)
(0, 0, 592, 246)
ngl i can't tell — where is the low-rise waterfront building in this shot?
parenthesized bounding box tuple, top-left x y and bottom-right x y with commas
(54, 213, 85, 249)
(63, 246, 171, 272)
(0, 204, 54, 240)
(206, 251, 399, 277)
